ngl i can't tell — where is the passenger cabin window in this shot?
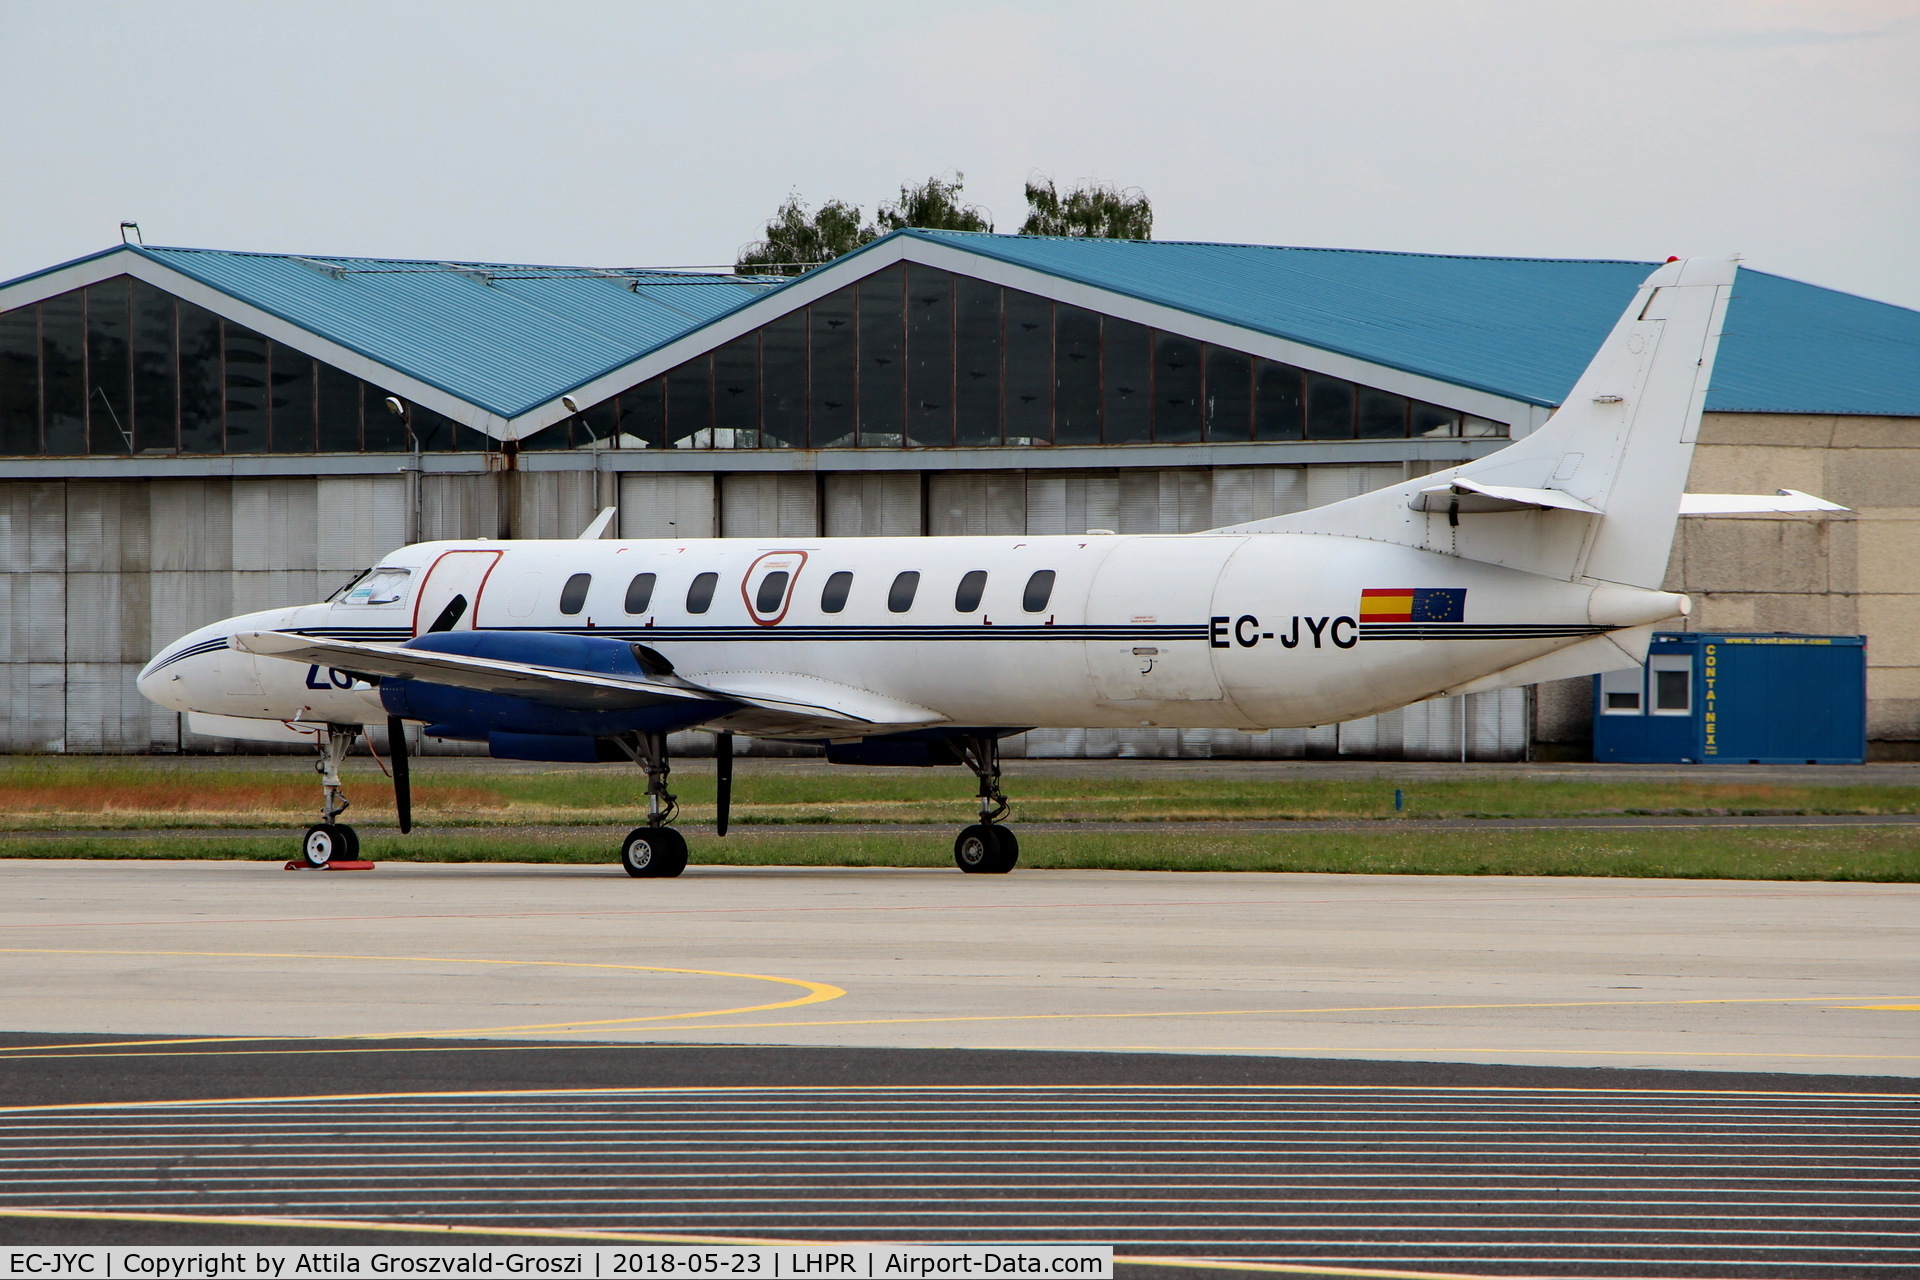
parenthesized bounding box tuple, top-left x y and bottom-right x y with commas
(1022, 569, 1056, 613)
(558, 573, 592, 615)
(888, 571, 920, 613)
(341, 567, 412, 606)
(624, 572, 656, 613)
(687, 572, 718, 614)
(821, 571, 853, 613)
(755, 570, 790, 614)
(955, 570, 987, 612)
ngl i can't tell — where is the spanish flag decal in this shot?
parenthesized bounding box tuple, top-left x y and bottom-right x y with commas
(1360, 588, 1467, 623)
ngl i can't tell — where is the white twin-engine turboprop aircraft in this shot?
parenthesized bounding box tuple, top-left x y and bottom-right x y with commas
(139, 254, 1820, 877)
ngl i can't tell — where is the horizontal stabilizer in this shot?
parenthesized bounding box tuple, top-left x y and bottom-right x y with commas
(1679, 489, 1850, 515)
(1409, 479, 1604, 516)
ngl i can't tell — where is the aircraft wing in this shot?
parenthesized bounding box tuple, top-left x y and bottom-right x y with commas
(231, 631, 945, 737)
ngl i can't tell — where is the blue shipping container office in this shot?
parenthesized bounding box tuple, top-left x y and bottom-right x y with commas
(1592, 633, 1866, 765)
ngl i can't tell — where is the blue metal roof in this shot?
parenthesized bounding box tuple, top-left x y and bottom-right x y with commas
(896, 231, 1920, 416)
(3, 245, 775, 421)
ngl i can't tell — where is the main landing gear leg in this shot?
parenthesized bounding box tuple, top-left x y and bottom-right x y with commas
(954, 733, 1018, 874)
(619, 731, 688, 879)
(299, 724, 362, 868)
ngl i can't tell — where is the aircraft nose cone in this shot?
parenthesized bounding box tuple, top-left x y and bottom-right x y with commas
(137, 634, 231, 712)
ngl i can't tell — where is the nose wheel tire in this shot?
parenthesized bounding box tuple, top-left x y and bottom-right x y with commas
(954, 823, 1018, 874)
(622, 826, 689, 878)
(300, 823, 358, 868)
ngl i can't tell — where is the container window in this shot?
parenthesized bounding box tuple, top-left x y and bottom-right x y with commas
(686, 571, 718, 614)
(955, 570, 988, 612)
(1599, 667, 1643, 715)
(755, 570, 790, 614)
(821, 570, 853, 613)
(1023, 569, 1056, 613)
(1654, 668, 1691, 713)
(888, 570, 920, 613)
(624, 573, 656, 614)
(559, 573, 591, 615)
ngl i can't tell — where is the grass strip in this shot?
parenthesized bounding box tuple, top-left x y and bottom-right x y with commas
(6, 826, 1917, 881)
(4, 759, 1919, 827)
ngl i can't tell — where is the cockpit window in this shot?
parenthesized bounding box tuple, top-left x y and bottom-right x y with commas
(340, 567, 412, 606)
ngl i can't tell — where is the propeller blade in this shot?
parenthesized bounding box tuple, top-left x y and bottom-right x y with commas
(388, 715, 413, 834)
(715, 731, 733, 838)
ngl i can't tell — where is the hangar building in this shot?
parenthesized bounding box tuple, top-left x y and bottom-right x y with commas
(3, 231, 1918, 759)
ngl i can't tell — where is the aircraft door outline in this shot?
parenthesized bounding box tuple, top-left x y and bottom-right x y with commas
(412, 549, 503, 636)
(742, 550, 809, 626)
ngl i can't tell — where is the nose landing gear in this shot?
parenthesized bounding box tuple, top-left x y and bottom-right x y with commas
(297, 724, 364, 868)
(617, 731, 688, 878)
(954, 733, 1018, 874)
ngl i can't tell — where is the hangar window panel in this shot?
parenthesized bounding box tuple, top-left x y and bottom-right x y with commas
(955, 569, 987, 613)
(1254, 359, 1305, 441)
(269, 342, 317, 453)
(760, 312, 807, 448)
(820, 569, 853, 613)
(1462, 414, 1508, 438)
(1204, 346, 1253, 442)
(810, 289, 857, 448)
(1101, 317, 1151, 445)
(953, 276, 1001, 446)
(618, 380, 666, 451)
(410, 404, 464, 451)
(1411, 401, 1459, 438)
(858, 266, 904, 445)
(85, 278, 132, 454)
(1022, 568, 1056, 613)
(177, 301, 224, 453)
(1053, 305, 1102, 446)
(39, 292, 86, 454)
(624, 572, 658, 613)
(686, 570, 719, 614)
(1002, 289, 1051, 444)
(1357, 387, 1409, 439)
(887, 569, 920, 613)
(712, 334, 760, 447)
(516, 417, 571, 450)
(316, 365, 362, 451)
(221, 322, 268, 453)
(666, 354, 713, 448)
(906, 265, 954, 447)
(559, 573, 592, 615)
(580, 398, 618, 448)
(1153, 333, 1202, 443)
(1305, 372, 1355, 440)
(360, 379, 407, 451)
(130, 280, 177, 453)
(0, 304, 42, 454)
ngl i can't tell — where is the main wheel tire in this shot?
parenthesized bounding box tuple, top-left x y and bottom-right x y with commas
(954, 823, 1017, 874)
(622, 826, 689, 878)
(335, 824, 360, 861)
(301, 823, 344, 868)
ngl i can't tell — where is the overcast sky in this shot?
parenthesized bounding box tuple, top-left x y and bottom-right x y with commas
(4, 0, 1916, 308)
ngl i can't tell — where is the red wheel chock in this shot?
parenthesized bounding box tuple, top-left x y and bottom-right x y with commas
(282, 861, 377, 871)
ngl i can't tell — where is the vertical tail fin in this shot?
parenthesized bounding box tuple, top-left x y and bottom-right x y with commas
(1219, 255, 1738, 589)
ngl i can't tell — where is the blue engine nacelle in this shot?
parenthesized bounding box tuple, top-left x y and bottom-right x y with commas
(378, 631, 729, 756)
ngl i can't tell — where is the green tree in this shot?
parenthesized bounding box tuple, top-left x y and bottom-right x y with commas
(735, 193, 878, 277)
(1019, 176, 1152, 239)
(876, 172, 993, 233)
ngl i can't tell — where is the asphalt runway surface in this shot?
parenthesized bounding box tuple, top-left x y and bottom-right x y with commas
(1, 1037, 1917, 1277)
(2, 859, 1916, 1274)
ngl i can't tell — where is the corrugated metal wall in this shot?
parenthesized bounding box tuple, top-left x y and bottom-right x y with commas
(1, 461, 1525, 760)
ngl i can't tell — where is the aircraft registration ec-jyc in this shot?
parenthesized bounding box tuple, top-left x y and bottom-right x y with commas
(137, 254, 1840, 876)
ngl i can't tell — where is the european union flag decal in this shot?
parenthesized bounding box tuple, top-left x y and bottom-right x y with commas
(1360, 588, 1467, 623)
